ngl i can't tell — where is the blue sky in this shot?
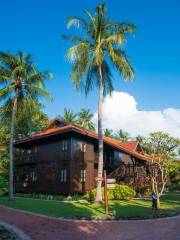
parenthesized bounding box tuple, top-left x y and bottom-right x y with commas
(1, 0, 180, 119)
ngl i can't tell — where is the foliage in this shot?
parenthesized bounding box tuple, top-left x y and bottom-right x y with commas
(84, 184, 135, 201)
(114, 129, 131, 142)
(139, 132, 180, 202)
(1, 193, 179, 220)
(0, 51, 52, 104)
(60, 108, 77, 124)
(15, 192, 83, 201)
(63, 3, 135, 95)
(76, 108, 95, 131)
(112, 184, 136, 200)
(0, 51, 52, 199)
(0, 101, 49, 178)
(139, 132, 180, 158)
(0, 175, 8, 196)
(103, 128, 114, 137)
(63, 2, 135, 202)
(1, 99, 49, 139)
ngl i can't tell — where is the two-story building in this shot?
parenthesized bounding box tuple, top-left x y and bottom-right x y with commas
(14, 118, 150, 195)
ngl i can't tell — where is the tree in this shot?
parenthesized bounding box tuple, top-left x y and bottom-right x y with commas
(63, 3, 135, 201)
(0, 51, 52, 200)
(103, 128, 113, 137)
(61, 108, 77, 124)
(1, 99, 49, 138)
(76, 108, 95, 130)
(141, 132, 180, 208)
(114, 129, 130, 142)
(0, 99, 49, 180)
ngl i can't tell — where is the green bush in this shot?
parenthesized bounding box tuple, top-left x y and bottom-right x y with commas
(15, 193, 82, 201)
(112, 184, 136, 200)
(84, 184, 136, 201)
(169, 180, 180, 191)
(0, 175, 8, 196)
(135, 186, 151, 197)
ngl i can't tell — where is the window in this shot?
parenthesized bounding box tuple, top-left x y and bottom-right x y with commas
(80, 169, 86, 182)
(62, 141, 68, 151)
(34, 147, 38, 153)
(60, 169, 67, 182)
(30, 171, 37, 182)
(80, 143, 86, 152)
(114, 151, 123, 166)
(27, 149, 31, 154)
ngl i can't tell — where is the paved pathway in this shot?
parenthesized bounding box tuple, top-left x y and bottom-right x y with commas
(0, 206, 179, 240)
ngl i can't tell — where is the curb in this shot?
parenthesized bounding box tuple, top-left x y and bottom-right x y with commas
(0, 220, 31, 240)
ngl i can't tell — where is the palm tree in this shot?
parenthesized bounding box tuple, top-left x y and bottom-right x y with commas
(114, 129, 130, 142)
(62, 108, 77, 123)
(103, 128, 113, 138)
(0, 51, 52, 200)
(63, 3, 135, 201)
(77, 108, 95, 131)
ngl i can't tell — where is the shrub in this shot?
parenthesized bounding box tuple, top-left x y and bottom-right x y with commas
(112, 184, 136, 200)
(135, 186, 151, 197)
(169, 180, 180, 191)
(84, 184, 135, 201)
(0, 175, 8, 196)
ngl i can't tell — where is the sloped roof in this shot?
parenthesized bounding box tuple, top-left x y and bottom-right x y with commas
(120, 141, 139, 151)
(14, 120, 151, 161)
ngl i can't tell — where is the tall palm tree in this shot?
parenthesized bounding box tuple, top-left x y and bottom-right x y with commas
(114, 129, 130, 142)
(63, 3, 135, 201)
(77, 108, 95, 131)
(0, 51, 52, 200)
(62, 108, 77, 123)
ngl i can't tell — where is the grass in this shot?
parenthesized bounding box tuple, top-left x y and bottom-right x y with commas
(0, 193, 179, 220)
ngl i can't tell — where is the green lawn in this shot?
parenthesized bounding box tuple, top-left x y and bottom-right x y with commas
(0, 193, 179, 220)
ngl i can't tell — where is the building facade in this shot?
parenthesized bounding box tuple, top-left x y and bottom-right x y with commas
(14, 119, 150, 195)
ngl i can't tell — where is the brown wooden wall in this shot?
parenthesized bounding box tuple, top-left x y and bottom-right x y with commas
(15, 134, 148, 195)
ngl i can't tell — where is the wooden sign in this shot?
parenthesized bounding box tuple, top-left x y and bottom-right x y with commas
(107, 178, 116, 184)
(107, 178, 116, 189)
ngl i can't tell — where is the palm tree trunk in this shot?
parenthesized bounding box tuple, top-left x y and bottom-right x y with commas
(95, 66, 104, 202)
(8, 98, 17, 201)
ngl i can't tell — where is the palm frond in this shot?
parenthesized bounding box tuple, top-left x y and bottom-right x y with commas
(84, 10, 97, 32)
(0, 85, 14, 101)
(62, 34, 89, 44)
(0, 67, 11, 83)
(101, 61, 113, 95)
(0, 52, 17, 70)
(108, 47, 134, 80)
(26, 85, 52, 101)
(107, 22, 136, 34)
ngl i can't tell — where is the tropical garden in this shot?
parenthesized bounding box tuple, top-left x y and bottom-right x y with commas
(0, 2, 180, 220)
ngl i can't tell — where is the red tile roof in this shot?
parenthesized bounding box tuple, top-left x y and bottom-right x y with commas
(120, 141, 139, 151)
(14, 122, 151, 161)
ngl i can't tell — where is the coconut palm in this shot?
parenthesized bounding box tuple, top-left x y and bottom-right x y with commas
(62, 108, 77, 123)
(0, 51, 52, 200)
(63, 3, 135, 201)
(103, 128, 113, 138)
(114, 129, 130, 142)
(77, 108, 95, 131)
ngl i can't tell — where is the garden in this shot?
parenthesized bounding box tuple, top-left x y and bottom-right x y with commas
(0, 184, 179, 220)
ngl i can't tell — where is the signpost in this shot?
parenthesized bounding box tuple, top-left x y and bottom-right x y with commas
(96, 172, 116, 215)
(103, 171, 116, 215)
(104, 170, 108, 215)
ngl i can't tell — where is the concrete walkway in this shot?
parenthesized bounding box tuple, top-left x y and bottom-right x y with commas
(0, 206, 179, 240)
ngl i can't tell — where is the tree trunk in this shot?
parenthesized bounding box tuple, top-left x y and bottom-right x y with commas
(8, 98, 17, 201)
(157, 196, 160, 209)
(95, 66, 104, 202)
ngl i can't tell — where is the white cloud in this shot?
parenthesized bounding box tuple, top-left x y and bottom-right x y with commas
(93, 91, 180, 137)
